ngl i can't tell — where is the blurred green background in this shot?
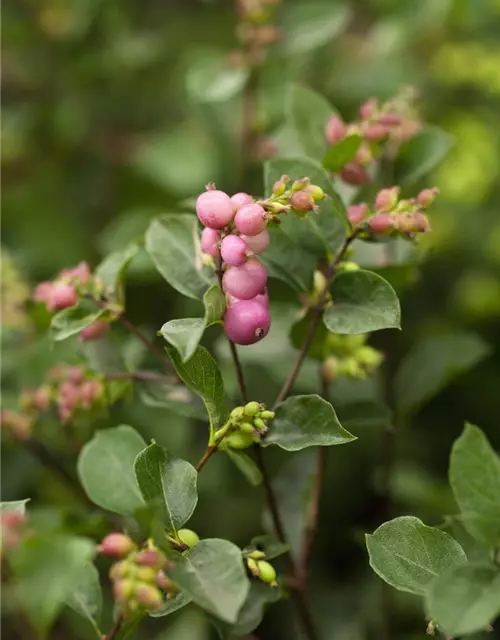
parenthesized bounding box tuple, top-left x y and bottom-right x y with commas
(2, 0, 500, 638)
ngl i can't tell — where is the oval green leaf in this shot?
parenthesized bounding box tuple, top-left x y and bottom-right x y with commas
(65, 561, 102, 636)
(322, 135, 363, 173)
(51, 299, 105, 342)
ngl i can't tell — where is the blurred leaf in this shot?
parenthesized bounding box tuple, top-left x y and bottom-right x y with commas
(323, 270, 401, 335)
(425, 563, 500, 637)
(322, 135, 363, 173)
(395, 332, 490, 416)
(246, 535, 290, 560)
(65, 562, 102, 637)
(134, 442, 198, 534)
(263, 395, 355, 451)
(290, 310, 329, 360)
(225, 449, 262, 486)
(287, 84, 335, 160)
(395, 125, 454, 185)
(138, 380, 207, 421)
(366, 516, 467, 595)
(95, 243, 139, 303)
(145, 214, 213, 300)
(77, 425, 145, 515)
(160, 285, 225, 362)
(0, 499, 30, 514)
(150, 591, 193, 618)
(169, 539, 250, 623)
(261, 225, 317, 292)
(51, 300, 105, 342)
(449, 424, 500, 547)
(185, 48, 249, 103)
(279, 3, 351, 55)
(214, 582, 282, 637)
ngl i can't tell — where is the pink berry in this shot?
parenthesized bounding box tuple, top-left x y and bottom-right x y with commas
(375, 187, 399, 212)
(80, 380, 102, 408)
(347, 203, 369, 226)
(66, 365, 85, 384)
(47, 284, 78, 311)
(234, 204, 266, 236)
(196, 190, 234, 229)
(201, 228, 220, 257)
(98, 533, 134, 557)
(254, 291, 269, 307)
(378, 112, 402, 126)
(359, 97, 378, 120)
(136, 550, 166, 567)
(32, 386, 51, 411)
(222, 258, 267, 300)
(363, 123, 388, 142)
(80, 320, 110, 342)
(224, 299, 271, 345)
(220, 234, 248, 266)
(417, 187, 439, 207)
(369, 213, 394, 234)
(324, 114, 346, 144)
(413, 211, 431, 232)
(241, 230, 270, 254)
(340, 162, 369, 185)
(33, 281, 53, 304)
(231, 192, 253, 210)
(69, 261, 91, 284)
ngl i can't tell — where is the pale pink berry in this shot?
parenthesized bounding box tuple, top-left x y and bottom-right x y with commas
(201, 228, 220, 258)
(359, 97, 378, 120)
(47, 284, 78, 311)
(134, 584, 163, 609)
(363, 123, 388, 142)
(375, 187, 399, 212)
(231, 192, 253, 210)
(196, 190, 234, 229)
(80, 320, 110, 342)
(347, 203, 369, 226)
(254, 291, 269, 307)
(70, 261, 91, 284)
(223, 258, 267, 300)
(324, 114, 346, 144)
(417, 187, 439, 207)
(136, 550, 166, 567)
(412, 211, 431, 232)
(234, 204, 266, 236)
(369, 213, 394, 234)
(80, 380, 102, 408)
(66, 365, 85, 384)
(241, 230, 270, 254)
(224, 299, 271, 345)
(33, 281, 53, 304)
(220, 234, 248, 266)
(32, 386, 51, 412)
(98, 533, 134, 557)
(378, 112, 402, 126)
(341, 162, 369, 185)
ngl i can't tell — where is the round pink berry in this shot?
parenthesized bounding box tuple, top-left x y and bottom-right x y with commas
(33, 281, 53, 304)
(80, 380, 102, 408)
(241, 229, 270, 254)
(231, 192, 253, 211)
(196, 190, 234, 229)
(220, 234, 248, 267)
(340, 162, 369, 185)
(98, 533, 134, 557)
(375, 187, 399, 212)
(359, 97, 378, 120)
(347, 203, 369, 226)
(222, 257, 267, 300)
(201, 228, 220, 257)
(80, 319, 110, 342)
(368, 213, 394, 234)
(47, 284, 78, 312)
(254, 291, 269, 308)
(224, 299, 271, 345)
(324, 114, 346, 145)
(234, 204, 266, 237)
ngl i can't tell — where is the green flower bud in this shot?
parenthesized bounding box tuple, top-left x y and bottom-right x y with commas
(134, 583, 164, 610)
(177, 529, 200, 549)
(253, 417, 266, 430)
(136, 566, 157, 583)
(306, 185, 325, 202)
(247, 557, 259, 576)
(240, 422, 255, 434)
(291, 178, 310, 192)
(257, 560, 277, 584)
(272, 175, 289, 196)
(339, 261, 360, 272)
(248, 549, 266, 560)
(109, 560, 130, 582)
(259, 410, 275, 420)
(226, 430, 254, 450)
(230, 406, 245, 422)
(243, 401, 260, 417)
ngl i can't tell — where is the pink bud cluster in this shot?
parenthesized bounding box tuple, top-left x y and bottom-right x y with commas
(1, 511, 28, 554)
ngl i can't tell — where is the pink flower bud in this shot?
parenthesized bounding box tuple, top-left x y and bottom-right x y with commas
(80, 320, 110, 342)
(32, 386, 51, 412)
(1, 511, 26, 529)
(224, 299, 271, 345)
(66, 366, 85, 384)
(98, 533, 134, 557)
(70, 261, 91, 284)
(378, 112, 402, 126)
(201, 227, 220, 258)
(359, 97, 378, 120)
(33, 281, 53, 304)
(113, 579, 135, 604)
(156, 570, 175, 592)
(340, 163, 369, 185)
(347, 203, 369, 226)
(375, 187, 399, 212)
(196, 190, 235, 229)
(324, 114, 346, 144)
(363, 123, 388, 142)
(241, 229, 270, 254)
(231, 192, 253, 211)
(416, 187, 439, 207)
(47, 284, 78, 311)
(134, 584, 163, 610)
(220, 234, 248, 267)
(290, 191, 315, 212)
(59, 381, 80, 403)
(136, 549, 166, 568)
(80, 380, 102, 408)
(355, 143, 372, 166)
(412, 211, 431, 232)
(368, 213, 394, 234)
(234, 204, 266, 236)
(222, 258, 267, 300)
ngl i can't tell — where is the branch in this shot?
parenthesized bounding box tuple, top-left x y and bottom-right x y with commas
(103, 614, 123, 640)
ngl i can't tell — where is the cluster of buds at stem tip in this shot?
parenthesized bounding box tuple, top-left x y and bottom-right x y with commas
(321, 334, 383, 382)
(215, 401, 275, 450)
(245, 548, 278, 587)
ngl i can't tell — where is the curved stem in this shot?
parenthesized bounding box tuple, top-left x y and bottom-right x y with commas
(103, 614, 123, 640)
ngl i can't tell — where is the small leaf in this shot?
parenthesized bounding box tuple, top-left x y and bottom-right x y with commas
(138, 379, 207, 421)
(95, 243, 139, 303)
(263, 394, 356, 451)
(145, 214, 213, 300)
(134, 443, 198, 534)
(65, 562, 102, 636)
(169, 539, 250, 623)
(160, 285, 225, 362)
(449, 424, 500, 547)
(225, 449, 262, 486)
(149, 591, 192, 618)
(322, 135, 363, 173)
(165, 345, 230, 439)
(395, 125, 454, 185)
(323, 270, 401, 335)
(425, 563, 500, 637)
(0, 499, 30, 514)
(366, 516, 467, 595)
(395, 332, 490, 416)
(77, 425, 145, 515)
(51, 299, 105, 342)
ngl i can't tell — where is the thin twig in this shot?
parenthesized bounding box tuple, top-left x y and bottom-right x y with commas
(228, 340, 248, 403)
(195, 434, 225, 473)
(116, 313, 168, 367)
(103, 614, 123, 640)
(104, 371, 173, 383)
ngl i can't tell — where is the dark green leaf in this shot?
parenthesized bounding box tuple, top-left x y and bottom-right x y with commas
(150, 591, 192, 618)
(261, 225, 317, 292)
(0, 499, 30, 514)
(246, 535, 290, 560)
(322, 135, 363, 172)
(225, 449, 262, 486)
(215, 582, 282, 637)
(51, 299, 105, 342)
(95, 243, 139, 303)
(77, 425, 145, 515)
(286, 84, 335, 160)
(138, 379, 207, 421)
(290, 310, 329, 360)
(65, 562, 102, 636)
(395, 125, 454, 185)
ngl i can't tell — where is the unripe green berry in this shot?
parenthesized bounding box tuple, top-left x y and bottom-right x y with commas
(307, 185, 325, 202)
(135, 583, 163, 610)
(253, 417, 266, 430)
(257, 560, 277, 584)
(113, 579, 135, 603)
(247, 557, 259, 575)
(272, 176, 288, 196)
(339, 261, 360, 272)
(243, 401, 260, 417)
(240, 422, 255, 434)
(230, 406, 245, 422)
(177, 528, 200, 548)
(136, 566, 157, 583)
(260, 410, 275, 420)
(109, 560, 129, 582)
(356, 346, 383, 369)
(248, 549, 266, 560)
(291, 178, 310, 192)
(226, 430, 254, 450)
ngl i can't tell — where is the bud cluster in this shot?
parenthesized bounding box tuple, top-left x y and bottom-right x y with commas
(321, 334, 383, 382)
(215, 401, 275, 450)
(230, 0, 282, 68)
(245, 548, 278, 587)
(1, 511, 28, 555)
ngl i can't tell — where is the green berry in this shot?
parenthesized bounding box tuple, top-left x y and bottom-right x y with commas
(226, 430, 254, 450)
(257, 560, 277, 584)
(260, 410, 275, 420)
(240, 422, 255, 434)
(247, 557, 259, 575)
(307, 185, 325, 202)
(109, 560, 129, 582)
(248, 549, 266, 560)
(243, 401, 260, 417)
(230, 406, 244, 422)
(136, 566, 157, 583)
(253, 418, 266, 430)
(177, 528, 200, 548)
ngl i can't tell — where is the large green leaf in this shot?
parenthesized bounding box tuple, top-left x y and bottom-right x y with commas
(425, 563, 500, 637)
(286, 84, 335, 160)
(395, 333, 490, 416)
(51, 299, 105, 342)
(322, 135, 363, 173)
(134, 442, 198, 534)
(65, 562, 102, 637)
(145, 214, 213, 300)
(323, 270, 401, 335)
(77, 425, 145, 515)
(263, 394, 355, 451)
(214, 582, 282, 637)
(395, 125, 454, 185)
(95, 243, 139, 303)
(160, 285, 225, 362)
(449, 424, 500, 547)
(225, 449, 262, 486)
(366, 516, 467, 595)
(150, 591, 193, 618)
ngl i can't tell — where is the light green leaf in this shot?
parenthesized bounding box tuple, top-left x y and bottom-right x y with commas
(286, 84, 335, 160)
(395, 333, 490, 416)
(150, 591, 192, 618)
(134, 443, 198, 534)
(449, 424, 500, 547)
(51, 299, 105, 342)
(145, 214, 213, 300)
(77, 425, 146, 515)
(322, 135, 363, 173)
(169, 539, 250, 623)
(366, 516, 467, 595)
(225, 449, 262, 486)
(425, 563, 500, 637)
(0, 499, 30, 514)
(396, 125, 454, 185)
(185, 48, 249, 103)
(138, 379, 207, 421)
(160, 285, 225, 362)
(323, 270, 401, 335)
(95, 243, 139, 303)
(65, 562, 102, 636)
(279, 3, 351, 55)
(263, 394, 356, 451)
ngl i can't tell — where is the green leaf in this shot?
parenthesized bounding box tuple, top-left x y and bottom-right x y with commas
(425, 563, 500, 636)
(77, 425, 146, 515)
(322, 135, 363, 173)
(138, 379, 207, 421)
(65, 562, 102, 636)
(134, 443, 198, 534)
(51, 299, 105, 342)
(185, 48, 249, 103)
(290, 310, 329, 360)
(263, 394, 355, 452)
(261, 225, 317, 292)
(366, 516, 467, 595)
(286, 84, 335, 160)
(95, 243, 139, 303)
(145, 214, 213, 300)
(150, 591, 192, 618)
(225, 449, 262, 486)
(323, 270, 401, 335)
(215, 582, 282, 637)
(0, 499, 30, 514)
(165, 345, 230, 439)
(160, 285, 225, 362)
(246, 535, 290, 560)
(449, 424, 500, 547)
(395, 332, 490, 416)
(395, 125, 454, 185)
(169, 539, 250, 623)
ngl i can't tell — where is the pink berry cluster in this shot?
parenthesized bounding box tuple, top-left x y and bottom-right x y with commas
(1, 511, 28, 555)
(325, 89, 422, 185)
(347, 186, 439, 240)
